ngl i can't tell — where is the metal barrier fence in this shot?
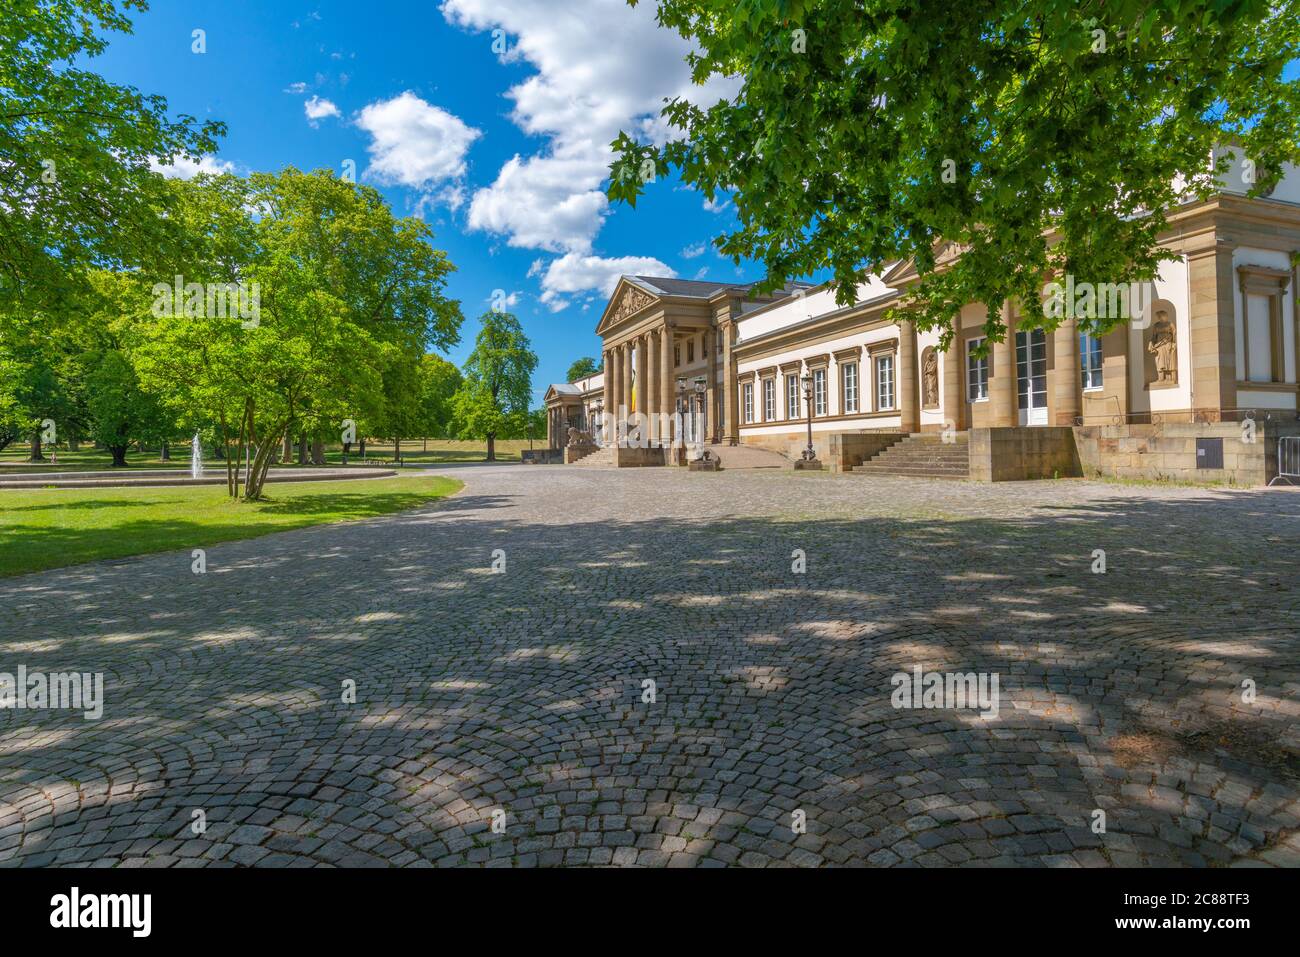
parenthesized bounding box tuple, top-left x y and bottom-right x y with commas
(1270, 436, 1300, 486)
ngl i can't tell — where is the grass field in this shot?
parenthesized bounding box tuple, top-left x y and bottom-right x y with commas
(0, 439, 536, 472)
(0, 475, 462, 578)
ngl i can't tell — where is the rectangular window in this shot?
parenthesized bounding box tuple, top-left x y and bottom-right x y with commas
(1080, 332, 1103, 391)
(763, 378, 776, 421)
(674, 345, 680, 367)
(687, 340, 695, 363)
(813, 368, 827, 416)
(842, 362, 859, 414)
(966, 337, 989, 402)
(875, 355, 895, 410)
(716, 330, 723, 355)
(743, 382, 754, 424)
(786, 374, 800, 420)
(702, 335, 708, 358)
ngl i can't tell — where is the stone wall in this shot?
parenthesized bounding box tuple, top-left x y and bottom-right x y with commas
(1073, 420, 1300, 486)
(522, 449, 564, 465)
(743, 430, 906, 473)
(613, 446, 667, 467)
(968, 427, 1082, 482)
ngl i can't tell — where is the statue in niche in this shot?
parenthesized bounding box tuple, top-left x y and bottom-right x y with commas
(1146, 308, 1178, 384)
(921, 347, 939, 409)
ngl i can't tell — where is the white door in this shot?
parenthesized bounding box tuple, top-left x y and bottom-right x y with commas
(1016, 330, 1048, 426)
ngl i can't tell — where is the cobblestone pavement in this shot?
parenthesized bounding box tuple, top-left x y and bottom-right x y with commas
(2, 466, 1298, 868)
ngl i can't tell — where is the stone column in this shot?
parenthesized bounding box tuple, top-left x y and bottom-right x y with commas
(706, 332, 718, 442)
(642, 332, 655, 417)
(606, 346, 619, 426)
(1052, 317, 1081, 425)
(721, 320, 738, 445)
(621, 343, 633, 419)
(1100, 324, 1129, 423)
(898, 319, 919, 433)
(990, 302, 1016, 427)
(943, 319, 963, 432)
(644, 330, 658, 437)
(659, 323, 674, 447)
(1188, 244, 1238, 415)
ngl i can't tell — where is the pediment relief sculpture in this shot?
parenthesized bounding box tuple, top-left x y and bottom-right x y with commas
(609, 287, 654, 324)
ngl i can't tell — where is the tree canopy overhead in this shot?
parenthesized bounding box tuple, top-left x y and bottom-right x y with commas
(610, 0, 1300, 342)
(0, 0, 225, 309)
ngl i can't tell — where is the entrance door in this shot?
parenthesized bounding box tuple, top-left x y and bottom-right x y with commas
(1016, 330, 1048, 426)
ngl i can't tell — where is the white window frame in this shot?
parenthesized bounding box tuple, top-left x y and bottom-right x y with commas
(812, 368, 827, 416)
(966, 337, 989, 402)
(786, 374, 800, 420)
(742, 382, 754, 424)
(1080, 331, 1103, 391)
(842, 362, 859, 414)
(875, 355, 895, 411)
(763, 377, 776, 422)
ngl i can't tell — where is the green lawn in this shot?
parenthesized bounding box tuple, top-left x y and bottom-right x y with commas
(0, 475, 462, 578)
(0, 439, 536, 471)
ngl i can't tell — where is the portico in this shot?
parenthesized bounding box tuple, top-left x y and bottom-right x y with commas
(591, 277, 804, 457)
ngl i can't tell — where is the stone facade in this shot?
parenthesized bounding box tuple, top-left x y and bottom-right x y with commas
(544, 162, 1300, 485)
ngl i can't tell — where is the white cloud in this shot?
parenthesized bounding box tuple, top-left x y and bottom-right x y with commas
(355, 91, 481, 190)
(150, 154, 237, 179)
(441, 0, 738, 253)
(681, 241, 706, 259)
(285, 81, 310, 94)
(536, 251, 674, 312)
(304, 96, 341, 126)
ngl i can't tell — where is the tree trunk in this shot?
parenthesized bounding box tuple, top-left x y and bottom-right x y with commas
(220, 410, 234, 497)
(68, 436, 80, 452)
(311, 437, 325, 466)
(243, 421, 285, 500)
(160, 441, 171, 461)
(359, 438, 367, 458)
(109, 445, 128, 467)
(393, 437, 401, 463)
(282, 434, 293, 464)
(486, 432, 496, 462)
(27, 434, 44, 462)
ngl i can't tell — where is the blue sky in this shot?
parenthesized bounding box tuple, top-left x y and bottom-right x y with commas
(93, 0, 757, 403)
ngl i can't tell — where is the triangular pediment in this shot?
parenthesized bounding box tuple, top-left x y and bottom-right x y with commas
(881, 241, 969, 286)
(595, 279, 659, 336)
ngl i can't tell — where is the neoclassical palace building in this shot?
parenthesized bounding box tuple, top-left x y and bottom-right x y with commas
(545, 155, 1300, 484)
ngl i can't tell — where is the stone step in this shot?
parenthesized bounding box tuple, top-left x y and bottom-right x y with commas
(868, 452, 972, 462)
(855, 431, 972, 478)
(852, 465, 969, 479)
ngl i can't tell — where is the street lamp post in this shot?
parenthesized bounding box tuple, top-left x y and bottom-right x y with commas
(693, 378, 706, 460)
(794, 372, 823, 470)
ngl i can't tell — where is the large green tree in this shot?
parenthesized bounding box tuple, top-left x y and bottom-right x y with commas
(566, 356, 600, 382)
(85, 349, 166, 466)
(418, 353, 463, 439)
(134, 169, 463, 498)
(453, 312, 537, 461)
(610, 0, 1300, 343)
(0, 0, 225, 310)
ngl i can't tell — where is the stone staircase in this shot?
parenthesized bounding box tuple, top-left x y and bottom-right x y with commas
(569, 445, 618, 467)
(852, 432, 970, 479)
